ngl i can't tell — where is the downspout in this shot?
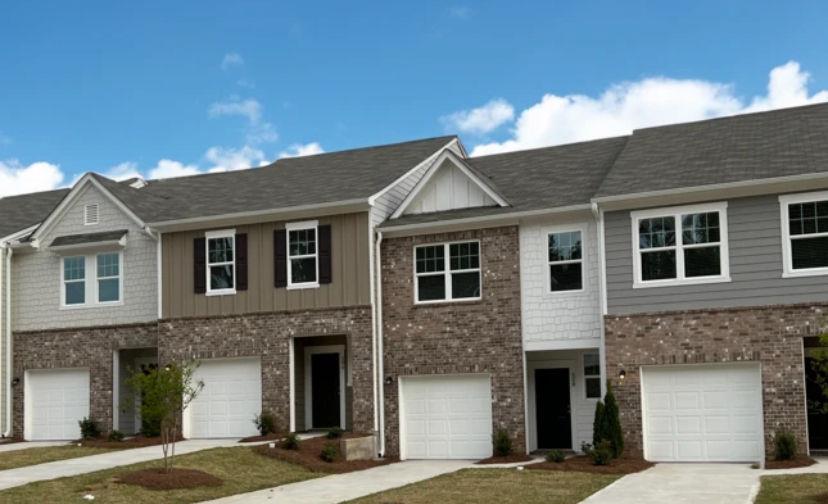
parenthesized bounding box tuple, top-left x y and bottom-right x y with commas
(375, 230, 386, 456)
(591, 202, 609, 397)
(3, 245, 12, 438)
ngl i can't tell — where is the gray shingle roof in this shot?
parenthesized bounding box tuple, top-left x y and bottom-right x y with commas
(51, 229, 128, 248)
(595, 102, 828, 198)
(0, 188, 70, 239)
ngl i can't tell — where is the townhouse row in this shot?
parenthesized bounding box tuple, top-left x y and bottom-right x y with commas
(0, 103, 826, 463)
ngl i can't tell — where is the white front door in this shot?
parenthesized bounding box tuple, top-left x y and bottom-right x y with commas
(400, 374, 493, 459)
(187, 358, 262, 438)
(641, 363, 764, 462)
(25, 368, 90, 441)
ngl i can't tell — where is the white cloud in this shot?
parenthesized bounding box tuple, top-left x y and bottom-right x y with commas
(278, 142, 325, 159)
(221, 52, 244, 70)
(208, 97, 278, 144)
(442, 98, 515, 135)
(104, 161, 142, 181)
(471, 61, 828, 156)
(0, 160, 64, 197)
(205, 145, 268, 172)
(147, 159, 201, 179)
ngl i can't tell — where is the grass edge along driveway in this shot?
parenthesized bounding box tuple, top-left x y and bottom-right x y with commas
(755, 473, 828, 504)
(0, 445, 117, 471)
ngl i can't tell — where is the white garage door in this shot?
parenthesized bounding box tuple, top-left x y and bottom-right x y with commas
(26, 369, 90, 441)
(400, 374, 493, 459)
(188, 358, 261, 438)
(642, 363, 764, 462)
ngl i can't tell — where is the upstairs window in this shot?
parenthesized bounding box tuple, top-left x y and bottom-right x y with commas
(415, 241, 480, 303)
(583, 353, 601, 399)
(206, 229, 235, 295)
(63, 256, 86, 305)
(61, 252, 123, 307)
(97, 253, 121, 303)
(780, 191, 828, 276)
(548, 230, 583, 292)
(632, 202, 729, 287)
(286, 221, 319, 288)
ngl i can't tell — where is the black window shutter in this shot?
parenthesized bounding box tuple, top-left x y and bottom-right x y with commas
(194, 237, 206, 294)
(318, 224, 332, 284)
(274, 229, 287, 288)
(236, 233, 248, 291)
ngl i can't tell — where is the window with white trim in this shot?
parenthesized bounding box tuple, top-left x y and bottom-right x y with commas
(61, 252, 123, 307)
(63, 256, 86, 305)
(414, 241, 480, 303)
(548, 230, 583, 292)
(583, 352, 601, 399)
(97, 252, 121, 303)
(632, 202, 729, 287)
(780, 191, 828, 276)
(206, 229, 235, 294)
(286, 221, 319, 287)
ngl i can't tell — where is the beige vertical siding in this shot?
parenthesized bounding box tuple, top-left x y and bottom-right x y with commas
(162, 212, 371, 319)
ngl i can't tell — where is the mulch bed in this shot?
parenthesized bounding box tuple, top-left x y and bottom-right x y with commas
(116, 468, 223, 490)
(253, 433, 394, 474)
(764, 455, 818, 469)
(239, 432, 287, 443)
(527, 455, 654, 475)
(0, 438, 23, 445)
(476, 453, 535, 465)
(80, 435, 182, 449)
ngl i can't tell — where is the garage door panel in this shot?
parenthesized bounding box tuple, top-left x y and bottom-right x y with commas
(189, 358, 261, 439)
(27, 369, 90, 441)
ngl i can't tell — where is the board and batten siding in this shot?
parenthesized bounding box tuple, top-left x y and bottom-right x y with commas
(162, 212, 371, 319)
(604, 193, 828, 315)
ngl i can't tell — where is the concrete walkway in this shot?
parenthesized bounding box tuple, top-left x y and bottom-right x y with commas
(206, 460, 472, 504)
(0, 441, 67, 453)
(0, 438, 240, 491)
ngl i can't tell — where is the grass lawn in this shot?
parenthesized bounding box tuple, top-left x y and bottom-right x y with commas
(0, 445, 116, 471)
(755, 474, 828, 504)
(348, 468, 620, 504)
(0, 447, 319, 504)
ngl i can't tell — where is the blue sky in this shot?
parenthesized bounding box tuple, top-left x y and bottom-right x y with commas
(2, 1, 828, 195)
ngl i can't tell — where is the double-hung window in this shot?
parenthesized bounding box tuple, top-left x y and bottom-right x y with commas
(414, 241, 481, 303)
(632, 202, 729, 287)
(548, 230, 584, 292)
(96, 253, 121, 303)
(206, 229, 235, 295)
(286, 221, 319, 288)
(63, 256, 86, 306)
(583, 353, 601, 399)
(61, 252, 122, 307)
(780, 191, 828, 276)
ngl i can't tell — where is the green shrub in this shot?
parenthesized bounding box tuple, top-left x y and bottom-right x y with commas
(281, 433, 300, 450)
(589, 440, 613, 466)
(546, 449, 566, 463)
(320, 442, 339, 462)
(107, 430, 125, 442)
(492, 429, 513, 457)
(253, 412, 276, 436)
(604, 382, 624, 458)
(774, 430, 797, 461)
(326, 427, 344, 439)
(78, 417, 100, 440)
(592, 401, 608, 448)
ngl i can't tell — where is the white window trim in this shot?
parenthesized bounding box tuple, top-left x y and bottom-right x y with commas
(60, 252, 125, 309)
(779, 190, 828, 278)
(285, 220, 320, 290)
(631, 201, 731, 289)
(546, 226, 586, 295)
(582, 352, 601, 400)
(205, 228, 236, 296)
(413, 239, 482, 305)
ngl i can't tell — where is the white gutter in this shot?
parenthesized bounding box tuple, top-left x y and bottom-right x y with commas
(375, 230, 386, 456)
(3, 245, 12, 437)
(591, 202, 609, 398)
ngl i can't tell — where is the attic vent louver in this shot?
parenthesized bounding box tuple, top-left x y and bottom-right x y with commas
(84, 203, 99, 225)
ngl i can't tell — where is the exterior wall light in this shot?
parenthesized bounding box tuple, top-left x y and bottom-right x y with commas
(618, 369, 626, 381)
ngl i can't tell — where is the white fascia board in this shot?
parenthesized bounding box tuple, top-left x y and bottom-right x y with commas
(0, 224, 40, 246)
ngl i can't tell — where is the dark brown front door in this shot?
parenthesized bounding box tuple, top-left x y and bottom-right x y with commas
(311, 353, 341, 429)
(535, 368, 572, 449)
(806, 354, 828, 450)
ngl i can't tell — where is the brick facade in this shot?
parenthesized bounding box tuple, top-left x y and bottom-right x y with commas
(12, 322, 158, 438)
(159, 307, 374, 434)
(381, 226, 525, 456)
(604, 303, 827, 458)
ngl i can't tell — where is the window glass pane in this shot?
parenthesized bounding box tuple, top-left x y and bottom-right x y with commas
(641, 250, 676, 280)
(684, 246, 721, 277)
(585, 377, 601, 399)
(549, 231, 582, 262)
(64, 257, 85, 281)
(550, 263, 582, 291)
(289, 228, 316, 256)
(290, 257, 317, 284)
(417, 275, 445, 301)
(584, 353, 600, 376)
(98, 278, 119, 302)
(97, 253, 119, 277)
(639, 217, 675, 249)
(451, 271, 480, 299)
(209, 264, 234, 290)
(790, 201, 828, 236)
(208, 237, 233, 263)
(415, 246, 444, 273)
(65, 282, 85, 305)
(682, 212, 720, 244)
(792, 236, 828, 269)
(449, 242, 479, 270)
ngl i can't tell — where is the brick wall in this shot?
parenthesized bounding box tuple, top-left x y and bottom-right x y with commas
(158, 306, 373, 434)
(381, 226, 525, 456)
(12, 323, 158, 437)
(604, 303, 827, 457)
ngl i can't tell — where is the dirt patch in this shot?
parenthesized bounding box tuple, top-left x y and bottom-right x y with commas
(253, 434, 393, 474)
(527, 455, 654, 475)
(116, 468, 223, 490)
(80, 435, 182, 449)
(765, 455, 818, 470)
(476, 453, 535, 465)
(239, 432, 287, 443)
(0, 438, 23, 445)
(814, 491, 828, 503)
